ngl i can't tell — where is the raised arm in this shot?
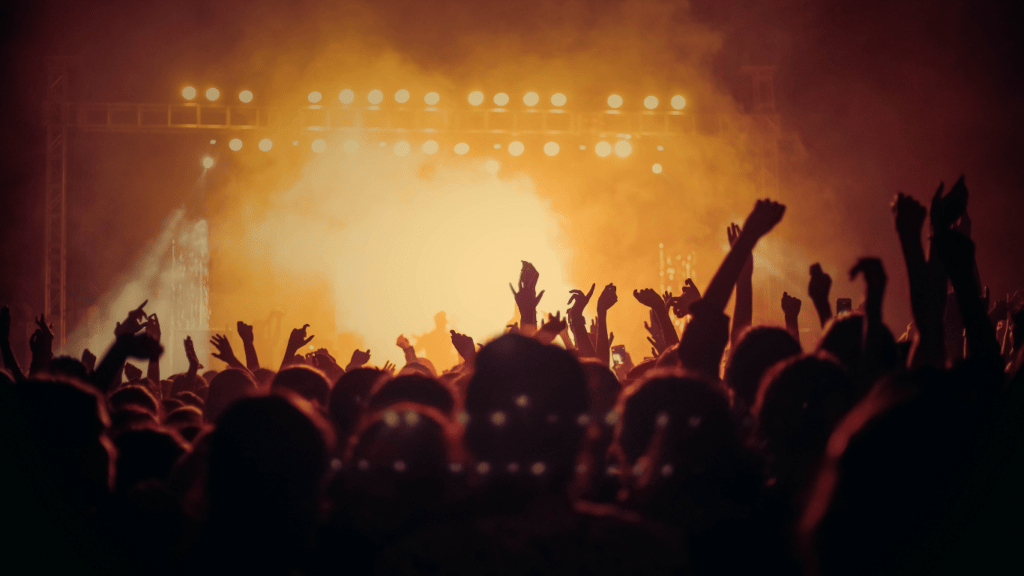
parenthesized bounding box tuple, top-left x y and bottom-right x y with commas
(281, 324, 314, 370)
(237, 321, 260, 372)
(90, 334, 163, 394)
(781, 292, 802, 346)
(634, 288, 679, 350)
(28, 315, 54, 376)
(702, 199, 786, 313)
(145, 313, 161, 385)
(728, 223, 754, 348)
(595, 283, 618, 365)
(567, 283, 598, 359)
(210, 334, 250, 374)
(892, 192, 944, 368)
(934, 229, 1000, 367)
(396, 334, 418, 364)
(510, 261, 544, 332)
(808, 264, 833, 328)
(450, 330, 477, 365)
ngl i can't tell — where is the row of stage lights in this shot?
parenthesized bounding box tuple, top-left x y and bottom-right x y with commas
(181, 86, 687, 110)
(202, 137, 667, 174)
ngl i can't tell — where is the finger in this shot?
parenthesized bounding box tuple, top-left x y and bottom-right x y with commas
(685, 278, 696, 288)
(302, 324, 310, 330)
(586, 284, 596, 299)
(647, 336, 657, 347)
(810, 263, 822, 276)
(536, 289, 545, 302)
(136, 300, 148, 311)
(303, 336, 315, 345)
(509, 283, 518, 297)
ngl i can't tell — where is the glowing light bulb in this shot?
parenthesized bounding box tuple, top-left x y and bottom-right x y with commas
(644, 96, 659, 109)
(311, 139, 326, 153)
(551, 93, 566, 107)
(238, 90, 253, 103)
(368, 90, 383, 105)
(424, 92, 440, 106)
(205, 87, 220, 101)
(508, 141, 525, 157)
(228, 138, 243, 151)
(652, 163, 663, 174)
(454, 142, 470, 155)
(671, 95, 686, 110)
(339, 89, 355, 104)
(201, 156, 214, 169)
(543, 142, 559, 156)
(308, 91, 322, 104)
(394, 140, 411, 156)
(182, 86, 197, 100)
(468, 91, 484, 106)
(395, 89, 410, 104)
(258, 139, 272, 152)
(614, 140, 633, 158)
(422, 140, 439, 154)
(343, 139, 359, 154)
(595, 141, 612, 157)
(493, 92, 509, 106)
(607, 94, 623, 109)
(523, 92, 539, 107)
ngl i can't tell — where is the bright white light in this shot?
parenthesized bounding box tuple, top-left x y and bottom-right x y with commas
(508, 141, 525, 157)
(657, 145, 664, 151)
(468, 91, 484, 106)
(644, 96, 659, 109)
(607, 94, 623, 109)
(395, 89, 410, 104)
(308, 91, 322, 104)
(652, 163, 663, 174)
(394, 140, 411, 156)
(523, 92, 539, 107)
(614, 140, 633, 158)
(595, 141, 612, 157)
(484, 159, 499, 174)
(343, 140, 358, 154)
(209, 139, 216, 144)
(454, 142, 470, 155)
(201, 156, 214, 169)
(238, 90, 253, 103)
(493, 143, 501, 149)
(422, 140, 439, 154)
(671, 95, 686, 110)
(206, 88, 220, 102)
(229, 138, 242, 151)
(579, 145, 586, 150)
(551, 93, 566, 107)
(543, 142, 559, 156)
(258, 139, 272, 152)
(339, 89, 355, 104)
(182, 86, 197, 100)
(493, 92, 509, 106)
(368, 90, 384, 105)
(424, 92, 440, 105)
(312, 139, 326, 153)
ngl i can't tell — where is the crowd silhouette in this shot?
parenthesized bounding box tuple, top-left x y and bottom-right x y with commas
(2, 178, 1023, 575)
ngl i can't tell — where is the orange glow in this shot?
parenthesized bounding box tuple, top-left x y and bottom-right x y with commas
(644, 96, 659, 109)
(493, 92, 509, 106)
(484, 159, 500, 174)
(508, 141, 525, 156)
(551, 93, 567, 107)
(395, 89, 410, 104)
(312, 139, 327, 153)
(544, 142, 560, 156)
(468, 91, 484, 106)
(523, 92, 540, 107)
(239, 90, 254, 103)
(607, 94, 623, 109)
(343, 139, 359, 154)
(671, 95, 687, 110)
(206, 87, 220, 101)
(258, 138, 273, 152)
(228, 138, 243, 151)
(339, 89, 355, 104)
(424, 92, 440, 106)
(394, 140, 411, 156)
(201, 156, 214, 169)
(614, 140, 632, 158)
(595, 141, 612, 157)
(308, 91, 323, 103)
(454, 142, 470, 155)
(422, 140, 439, 154)
(368, 90, 383, 105)
(182, 86, 197, 100)
(652, 163, 663, 174)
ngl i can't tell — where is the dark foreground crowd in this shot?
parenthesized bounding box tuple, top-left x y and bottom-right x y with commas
(2, 177, 1023, 575)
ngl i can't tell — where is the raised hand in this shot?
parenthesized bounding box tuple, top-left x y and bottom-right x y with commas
(510, 261, 544, 327)
(597, 283, 618, 313)
(536, 312, 567, 345)
(115, 300, 149, 337)
(633, 288, 666, 312)
(892, 192, 927, 240)
(145, 313, 161, 343)
(741, 199, 787, 242)
(81, 348, 96, 373)
(670, 278, 701, 318)
(210, 334, 243, 369)
(381, 360, 396, 375)
(644, 311, 667, 355)
(123, 362, 143, 381)
(782, 292, 802, 318)
(236, 319, 260, 371)
(184, 336, 203, 372)
(29, 314, 55, 375)
(930, 177, 968, 233)
(349, 348, 371, 368)
(807, 263, 833, 327)
(568, 283, 597, 317)
(396, 334, 411, 349)
(450, 330, 476, 362)
(286, 325, 314, 354)
(850, 258, 887, 322)
(237, 320, 254, 343)
(727, 222, 741, 246)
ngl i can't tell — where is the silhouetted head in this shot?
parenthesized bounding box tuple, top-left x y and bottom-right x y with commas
(202, 370, 219, 385)
(272, 365, 330, 406)
(252, 367, 276, 389)
(109, 384, 160, 417)
(725, 326, 802, 410)
(818, 315, 864, 375)
(162, 398, 184, 413)
(399, 359, 436, 378)
(329, 368, 384, 448)
(165, 405, 204, 428)
(753, 353, 856, 492)
(464, 334, 588, 492)
(49, 355, 89, 382)
(113, 424, 188, 494)
(205, 368, 257, 423)
(367, 373, 455, 415)
(174, 390, 204, 409)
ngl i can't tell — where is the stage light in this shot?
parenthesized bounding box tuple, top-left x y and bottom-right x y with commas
(485, 159, 499, 174)
(312, 139, 326, 153)
(368, 90, 383, 105)
(468, 91, 484, 106)
(551, 93, 566, 107)
(523, 92, 539, 107)
(201, 156, 214, 169)
(493, 143, 501, 149)
(508, 141, 524, 157)
(182, 86, 197, 100)
(494, 92, 509, 106)
(308, 91, 322, 104)
(210, 139, 216, 144)
(422, 140, 439, 154)
(657, 145, 664, 151)
(652, 163, 663, 174)
(579, 145, 587, 150)
(339, 89, 355, 104)
(671, 95, 686, 110)
(239, 90, 253, 103)
(395, 89, 410, 104)
(644, 96, 659, 109)
(258, 138, 272, 152)
(424, 92, 440, 105)
(607, 94, 622, 109)
(454, 142, 470, 155)
(206, 88, 220, 101)
(229, 138, 243, 151)
(614, 140, 632, 158)
(343, 139, 359, 154)
(544, 142, 559, 156)
(394, 140, 411, 156)
(595, 141, 612, 157)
